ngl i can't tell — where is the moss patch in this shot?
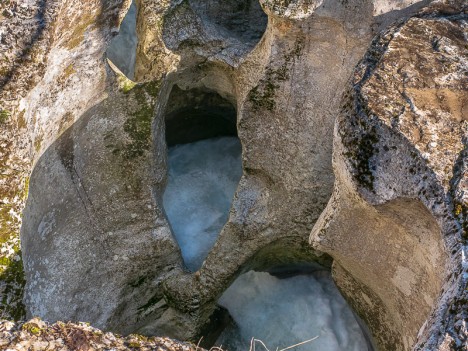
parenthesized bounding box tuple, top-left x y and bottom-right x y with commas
(120, 81, 161, 160)
(0, 173, 30, 320)
(65, 13, 99, 50)
(248, 36, 305, 111)
(0, 247, 26, 320)
(335, 27, 400, 192)
(117, 73, 137, 94)
(0, 109, 10, 124)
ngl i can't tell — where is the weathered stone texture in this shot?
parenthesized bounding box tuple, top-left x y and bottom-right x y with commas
(0, 318, 198, 351)
(0, 0, 466, 350)
(311, 3, 467, 349)
(0, 0, 131, 319)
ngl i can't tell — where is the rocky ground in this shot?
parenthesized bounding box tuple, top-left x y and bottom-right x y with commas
(0, 0, 467, 350)
(0, 319, 199, 351)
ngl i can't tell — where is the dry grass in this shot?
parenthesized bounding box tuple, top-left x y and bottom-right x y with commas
(210, 336, 319, 351)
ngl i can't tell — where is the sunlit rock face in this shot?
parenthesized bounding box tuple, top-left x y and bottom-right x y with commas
(217, 270, 372, 351)
(311, 4, 468, 349)
(163, 137, 242, 271)
(0, 0, 133, 322)
(259, 0, 324, 19)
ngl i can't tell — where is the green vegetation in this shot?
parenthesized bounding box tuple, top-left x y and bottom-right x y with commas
(111, 61, 137, 93)
(248, 36, 305, 111)
(65, 13, 99, 50)
(248, 69, 280, 111)
(0, 174, 30, 320)
(22, 177, 30, 201)
(22, 320, 43, 335)
(0, 246, 26, 320)
(120, 78, 137, 94)
(121, 81, 161, 159)
(0, 204, 16, 244)
(0, 109, 10, 124)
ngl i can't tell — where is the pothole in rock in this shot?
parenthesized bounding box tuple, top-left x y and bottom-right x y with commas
(107, 0, 137, 79)
(190, 0, 268, 47)
(163, 0, 268, 64)
(215, 267, 375, 351)
(162, 86, 242, 271)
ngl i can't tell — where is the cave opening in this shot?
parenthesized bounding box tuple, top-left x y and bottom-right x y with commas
(215, 264, 376, 351)
(162, 85, 241, 272)
(160, 83, 376, 349)
(107, 0, 138, 79)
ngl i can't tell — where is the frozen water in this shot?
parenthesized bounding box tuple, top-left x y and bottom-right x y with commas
(163, 137, 242, 271)
(107, 1, 137, 79)
(217, 270, 371, 351)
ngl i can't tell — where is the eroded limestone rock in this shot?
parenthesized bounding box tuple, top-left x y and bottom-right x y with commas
(0, 0, 464, 350)
(311, 3, 467, 349)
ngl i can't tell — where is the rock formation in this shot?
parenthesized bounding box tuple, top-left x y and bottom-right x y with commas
(0, 0, 466, 350)
(311, 3, 468, 349)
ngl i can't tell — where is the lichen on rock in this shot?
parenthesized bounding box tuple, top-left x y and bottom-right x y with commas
(0, 0, 467, 350)
(0, 318, 199, 351)
(311, 2, 468, 349)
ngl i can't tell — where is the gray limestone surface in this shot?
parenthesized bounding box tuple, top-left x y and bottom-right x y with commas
(0, 0, 465, 350)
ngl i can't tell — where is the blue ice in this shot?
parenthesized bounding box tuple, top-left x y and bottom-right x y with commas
(163, 137, 242, 271)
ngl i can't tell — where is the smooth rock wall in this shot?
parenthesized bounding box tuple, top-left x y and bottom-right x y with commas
(6, 0, 466, 350)
(311, 5, 468, 349)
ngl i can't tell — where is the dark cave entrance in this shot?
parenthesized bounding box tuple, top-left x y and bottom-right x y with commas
(164, 85, 238, 147)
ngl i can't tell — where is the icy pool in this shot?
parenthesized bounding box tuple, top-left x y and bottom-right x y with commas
(163, 137, 242, 271)
(216, 270, 372, 351)
(107, 1, 137, 79)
